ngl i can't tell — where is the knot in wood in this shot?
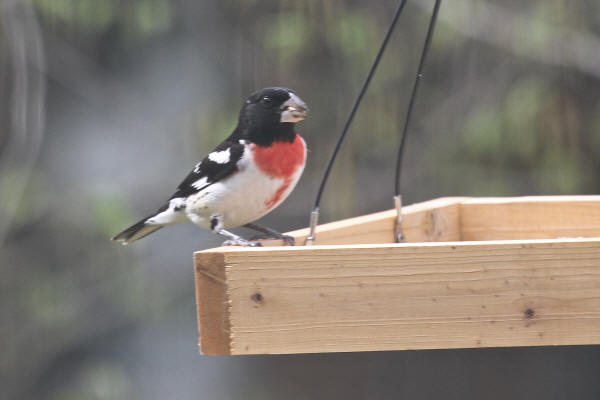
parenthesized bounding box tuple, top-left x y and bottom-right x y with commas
(523, 308, 535, 319)
(251, 292, 264, 303)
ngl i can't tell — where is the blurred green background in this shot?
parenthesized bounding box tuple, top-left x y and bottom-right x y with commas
(2, 0, 600, 399)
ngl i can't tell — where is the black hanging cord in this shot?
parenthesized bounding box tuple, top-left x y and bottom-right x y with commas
(394, 0, 442, 196)
(313, 0, 408, 211)
(305, 0, 408, 244)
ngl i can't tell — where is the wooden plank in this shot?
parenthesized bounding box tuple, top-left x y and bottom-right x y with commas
(262, 195, 600, 246)
(262, 197, 466, 246)
(194, 252, 231, 355)
(460, 196, 600, 240)
(195, 238, 600, 355)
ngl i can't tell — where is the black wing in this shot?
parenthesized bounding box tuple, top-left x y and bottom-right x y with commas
(170, 140, 245, 199)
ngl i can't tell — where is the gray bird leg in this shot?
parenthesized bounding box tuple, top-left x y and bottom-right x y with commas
(243, 223, 295, 246)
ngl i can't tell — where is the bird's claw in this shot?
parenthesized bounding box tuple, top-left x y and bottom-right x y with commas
(279, 234, 295, 246)
(222, 238, 263, 247)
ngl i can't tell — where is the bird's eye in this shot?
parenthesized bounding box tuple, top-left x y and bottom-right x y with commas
(260, 95, 274, 107)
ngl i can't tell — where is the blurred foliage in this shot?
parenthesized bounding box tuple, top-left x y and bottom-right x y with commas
(89, 192, 135, 238)
(264, 12, 310, 62)
(328, 11, 378, 58)
(34, 0, 172, 37)
(2, 0, 600, 399)
(55, 361, 133, 400)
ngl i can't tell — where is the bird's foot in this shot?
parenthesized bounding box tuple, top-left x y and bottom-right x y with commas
(243, 223, 296, 246)
(221, 238, 263, 247)
(217, 228, 262, 247)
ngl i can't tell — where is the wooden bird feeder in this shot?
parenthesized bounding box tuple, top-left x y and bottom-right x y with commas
(194, 196, 600, 355)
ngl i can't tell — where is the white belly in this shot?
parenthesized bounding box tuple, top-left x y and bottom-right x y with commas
(184, 151, 304, 229)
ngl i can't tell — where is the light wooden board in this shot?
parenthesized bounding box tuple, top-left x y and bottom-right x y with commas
(261, 196, 600, 245)
(261, 197, 466, 246)
(195, 252, 230, 354)
(460, 196, 600, 240)
(195, 238, 600, 355)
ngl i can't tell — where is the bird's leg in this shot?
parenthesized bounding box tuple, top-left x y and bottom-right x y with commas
(243, 223, 295, 246)
(218, 229, 262, 247)
(206, 214, 262, 247)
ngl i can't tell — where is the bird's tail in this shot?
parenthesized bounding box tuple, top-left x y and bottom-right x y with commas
(112, 217, 163, 245)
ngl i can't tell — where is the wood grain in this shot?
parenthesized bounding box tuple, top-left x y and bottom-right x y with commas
(195, 238, 600, 355)
(194, 196, 600, 354)
(460, 196, 600, 240)
(194, 252, 231, 355)
(261, 197, 466, 246)
(261, 195, 600, 245)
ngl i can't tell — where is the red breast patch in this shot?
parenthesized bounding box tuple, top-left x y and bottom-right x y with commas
(264, 180, 292, 209)
(251, 134, 306, 209)
(251, 134, 306, 179)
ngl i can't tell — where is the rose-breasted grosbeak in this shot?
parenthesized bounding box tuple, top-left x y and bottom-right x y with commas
(112, 87, 308, 247)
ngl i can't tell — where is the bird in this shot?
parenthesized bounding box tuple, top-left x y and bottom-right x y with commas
(112, 87, 308, 247)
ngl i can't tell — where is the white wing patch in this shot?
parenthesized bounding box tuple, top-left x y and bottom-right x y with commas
(191, 176, 209, 190)
(207, 148, 231, 164)
(146, 198, 187, 225)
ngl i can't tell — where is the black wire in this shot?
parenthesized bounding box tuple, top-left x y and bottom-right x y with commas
(312, 0, 408, 211)
(394, 0, 442, 196)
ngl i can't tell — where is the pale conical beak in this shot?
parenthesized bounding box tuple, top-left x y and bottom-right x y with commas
(280, 92, 309, 123)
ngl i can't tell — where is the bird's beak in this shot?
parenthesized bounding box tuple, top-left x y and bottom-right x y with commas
(280, 93, 309, 123)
